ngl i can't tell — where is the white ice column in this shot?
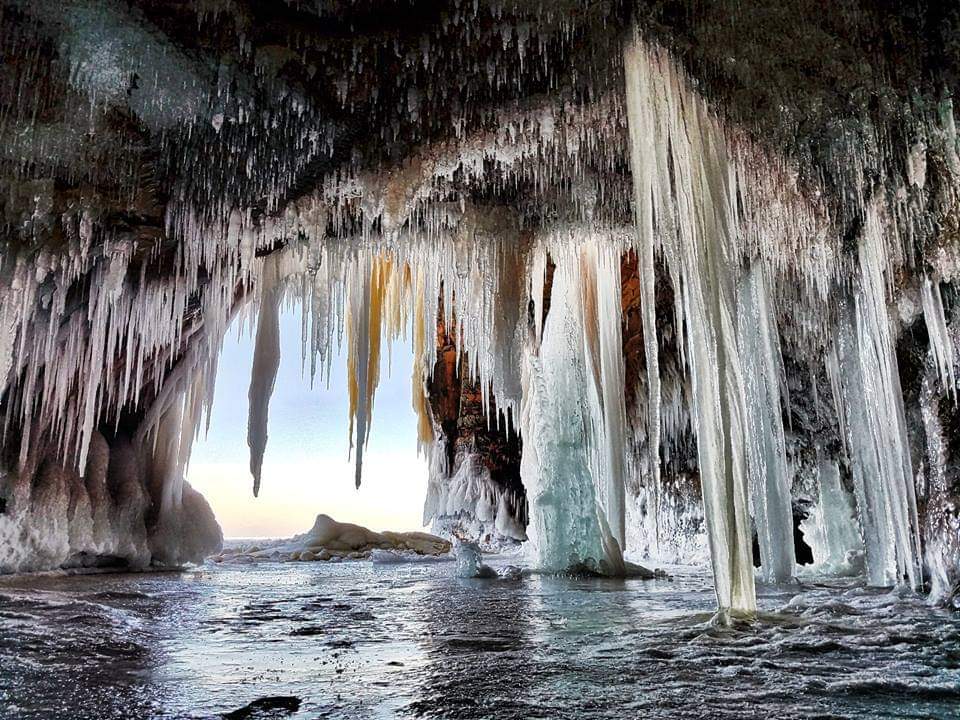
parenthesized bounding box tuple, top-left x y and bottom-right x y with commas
(832, 211, 922, 588)
(624, 31, 756, 612)
(579, 241, 629, 551)
(737, 262, 795, 583)
(520, 245, 625, 575)
(624, 37, 663, 552)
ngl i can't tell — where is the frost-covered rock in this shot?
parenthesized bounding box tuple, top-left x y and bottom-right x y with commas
(215, 515, 451, 564)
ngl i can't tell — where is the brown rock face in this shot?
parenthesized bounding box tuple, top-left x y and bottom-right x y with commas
(427, 309, 526, 538)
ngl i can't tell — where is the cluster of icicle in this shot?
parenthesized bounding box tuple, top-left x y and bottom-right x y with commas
(3, 11, 960, 611)
(0, 189, 327, 570)
(623, 28, 960, 611)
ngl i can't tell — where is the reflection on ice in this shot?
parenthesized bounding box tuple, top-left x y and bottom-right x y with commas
(1, 561, 958, 719)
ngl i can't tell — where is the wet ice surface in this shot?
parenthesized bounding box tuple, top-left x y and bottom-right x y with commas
(0, 560, 958, 719)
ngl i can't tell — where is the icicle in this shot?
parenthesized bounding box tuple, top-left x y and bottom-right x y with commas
(623, 31, 756, 613)
(832, 207, 922, 588)
(345, 255, 390, 488)
(737, 262, 796, 583)
(623, 30, 662, 553)
(247, 253, 283, 498)
(921, 275, 955, 398)
(410, 266, 434, 451)
(346, 257, 372, 489)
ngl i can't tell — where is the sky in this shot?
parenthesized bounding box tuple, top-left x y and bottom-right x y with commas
(187, 303, 429, 539)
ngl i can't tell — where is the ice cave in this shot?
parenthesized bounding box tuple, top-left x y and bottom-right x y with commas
(1, 0, 959, 718)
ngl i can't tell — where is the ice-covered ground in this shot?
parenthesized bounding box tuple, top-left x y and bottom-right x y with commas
(1, 560, 958, 719)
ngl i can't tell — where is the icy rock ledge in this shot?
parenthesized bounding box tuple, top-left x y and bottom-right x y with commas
(210, 514, 451, 564)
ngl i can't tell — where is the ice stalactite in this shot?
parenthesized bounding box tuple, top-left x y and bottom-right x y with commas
(624, 38, 663, 553)
(737, 263, 796, 583)
(831, 208, 922, 588)
(624, 34, 755, 612)
(410, 266, 435, 452)
(922, 276, 956, 398)
(346, 257, 374, 489)
(247, 254, 283, 497)
(520, 242, 625, 575)
(346, 256, 397, 488)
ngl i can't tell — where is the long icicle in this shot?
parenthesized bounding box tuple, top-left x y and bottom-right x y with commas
(738, 261, 795, 583)
(624, 32, 756, 613)
(624, 29, 663, 554)
(247, 253, 283, 498)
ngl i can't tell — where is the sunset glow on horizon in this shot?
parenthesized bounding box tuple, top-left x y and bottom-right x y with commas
(187, 305, 429, 539)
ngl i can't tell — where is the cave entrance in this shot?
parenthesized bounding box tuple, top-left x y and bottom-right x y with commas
(187, 304, 428, 542)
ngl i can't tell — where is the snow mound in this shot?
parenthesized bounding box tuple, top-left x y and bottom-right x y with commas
(211, 515, 451, 564)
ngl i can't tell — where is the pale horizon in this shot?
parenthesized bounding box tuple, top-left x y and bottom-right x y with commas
(187, 305, 430, 539)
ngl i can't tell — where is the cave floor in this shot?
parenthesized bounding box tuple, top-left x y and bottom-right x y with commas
(0, 559, 958, 719)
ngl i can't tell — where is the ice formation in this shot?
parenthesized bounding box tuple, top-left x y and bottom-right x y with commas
(1, 1, 959, 612)
(521, 241, 628, 576)
(454, 539, 498, 579)
(247, 253, 283, 497)
(799, 460, 865, 577)
(423, 450, 527, 549)
(737, 263, 796, 583)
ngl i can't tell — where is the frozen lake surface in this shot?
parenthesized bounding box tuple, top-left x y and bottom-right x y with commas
(1, 558, 959, 719)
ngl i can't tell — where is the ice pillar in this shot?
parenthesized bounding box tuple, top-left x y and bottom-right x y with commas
(832, 209, 922, 588)
(624, 30, 756, 612)
(624, 37, 663, 552)
(520, 244, 625, 575)
(579, 242, 629, 550)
